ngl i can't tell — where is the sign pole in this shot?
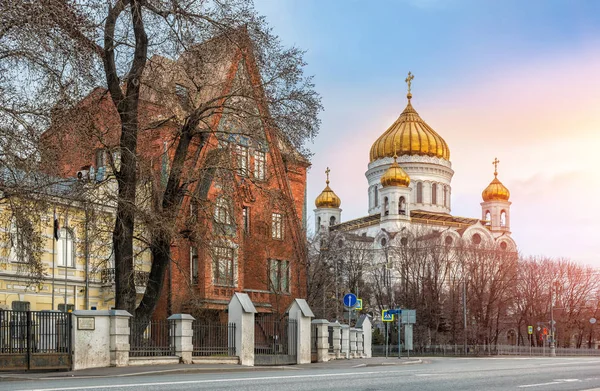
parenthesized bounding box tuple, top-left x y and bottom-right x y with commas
(398, 310, 401, 359)
(385, 322, 389, 358)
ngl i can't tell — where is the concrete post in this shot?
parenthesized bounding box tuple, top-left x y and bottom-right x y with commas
(228, 293, 257, 366)
(109, 310, 132, 367)
(349, 328, 358, 358)
(341, 324, 350, 359)
(330, 321, 342, 359)
(168, 314, 195, 364)
(287, 299, 315, 364)
(357, 314, 373, 358)
(312, 319, 330, 363)
(356, 329, 364, 357)
(72, 310, 112, 370)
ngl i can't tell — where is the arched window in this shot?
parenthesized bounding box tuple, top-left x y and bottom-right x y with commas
(500, 211, 507, 227)
(432, 183, 437, 205)
(444, 186, 448, 207)
(399, 196, 406, 215)
(215, 197, 231, 224)
(57, 228, 75, 267)
(417, 182, 423, 203)
(374, 186, 379, 207)
(330, 216, 336, 226)
(472, 233, 482, 245)
(317, 217, 321, 229)
(485, 211, 491, 225)
(383, 197, 389, 216)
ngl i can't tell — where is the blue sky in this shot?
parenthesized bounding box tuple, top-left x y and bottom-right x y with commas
(255, 0, 600, 266)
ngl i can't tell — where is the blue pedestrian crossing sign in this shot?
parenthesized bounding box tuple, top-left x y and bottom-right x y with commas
(382, 309, 394, 322)
(356, 299, 363, 310)
(343, 293, 358, 308)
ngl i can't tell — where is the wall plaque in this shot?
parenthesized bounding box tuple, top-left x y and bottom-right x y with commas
(78, 317, 95, 330)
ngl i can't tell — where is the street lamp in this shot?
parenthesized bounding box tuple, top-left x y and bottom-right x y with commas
(550, 280, 560, 357)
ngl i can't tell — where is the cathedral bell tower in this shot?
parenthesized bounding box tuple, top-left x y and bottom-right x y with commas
(314, 167, 342, 233)
(379, 154, 411, 223)
(481, 158, 511, 234)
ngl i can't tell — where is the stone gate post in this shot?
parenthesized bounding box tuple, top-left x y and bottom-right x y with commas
(228, 293, 257, 366)
(311, 319, 330, 362)
(341, 324, 350, 359)
(287, 299, 315, 364)
(168, 314, 195, 364)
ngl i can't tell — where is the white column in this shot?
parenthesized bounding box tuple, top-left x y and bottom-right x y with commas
(287, 299, 315, 364)
(312, 319, 330, 363)
(341, 324, 350, 359)
(330, 321, 342, 359)
(356, 329, 364, 357)
(168, 314, 195, 364)
(72, 310, 111, 370)
(349, 328, 358, 358)
(109, 310, 132, 367)
(228, 292, 257, 366)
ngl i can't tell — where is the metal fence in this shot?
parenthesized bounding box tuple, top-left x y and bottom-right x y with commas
(129, 319, 175, 357)
(311, 323, 317, 354)
(0, 310, 71, 371)
(192, 322, 236, 357)
(327, 325, 336, 353)
(254, 315, 297, 356)
(372, 344, 600, 357)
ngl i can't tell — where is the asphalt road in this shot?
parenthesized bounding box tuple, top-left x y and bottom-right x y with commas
(3, 357, 600, 391)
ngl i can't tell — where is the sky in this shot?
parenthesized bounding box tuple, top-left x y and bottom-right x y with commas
(254, 0, 600, 267)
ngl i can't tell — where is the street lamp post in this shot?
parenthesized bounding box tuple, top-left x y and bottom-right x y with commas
(550, 281, 559, 357)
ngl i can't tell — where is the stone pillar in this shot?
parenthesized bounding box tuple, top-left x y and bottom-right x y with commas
(72, 310, 112, 370)
(341, 324, 350, 359)
(356, 329, 364, 357)
(287, 299, 315, 364)
(312, 319, 330, 363)
(109, 310, 132, 367)
(168, 314, 195, 364)
(357, 314, 373, 358)
(330, 321, 342, 359)
(228, 293, 257, 366)
(349, 328, 358, 358)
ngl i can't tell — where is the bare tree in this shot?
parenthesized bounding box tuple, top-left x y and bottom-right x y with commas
(1, 0, 321, 323)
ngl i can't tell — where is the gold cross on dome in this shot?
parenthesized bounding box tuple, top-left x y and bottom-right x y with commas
(325, 167, 330, 184)
(492, 158, 500, 176)
(405, 71, 414, 94)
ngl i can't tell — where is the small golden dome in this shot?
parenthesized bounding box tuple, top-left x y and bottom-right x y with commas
(315, 167, 341, 208)
(370, 73, 450, 162)
(381, 155, 410, 188)
(482, 158, 510, 202)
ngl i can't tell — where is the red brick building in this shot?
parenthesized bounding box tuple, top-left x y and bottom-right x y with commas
(41, 32, 309, 319)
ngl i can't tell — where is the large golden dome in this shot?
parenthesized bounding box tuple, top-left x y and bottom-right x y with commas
(315, 167, 341, 208)
(381, 155, 410, 188)
(482, 159, 510, 202)
(369, 93, 450, 162)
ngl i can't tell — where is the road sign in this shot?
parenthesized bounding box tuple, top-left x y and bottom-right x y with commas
(387, 309, 402, 315)
(356, 298, 363, 310)
(528, 325, 533, 335)
(543, 327, 548, 335)
(537, 326, 541, 332)
(343, 293, 357, 308)
(590, 318, 597, 325)
(402, 309, 416, 324)
(382, 310, 394, 322)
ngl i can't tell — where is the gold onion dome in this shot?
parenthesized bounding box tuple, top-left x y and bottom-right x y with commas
(482, 158, 510, 202)
(380, 154, 410, 188)
(315, 167, 341, 208)
(369, 72, 450, 162)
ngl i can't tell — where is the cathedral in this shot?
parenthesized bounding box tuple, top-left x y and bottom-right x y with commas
(314, 73, 516, 252)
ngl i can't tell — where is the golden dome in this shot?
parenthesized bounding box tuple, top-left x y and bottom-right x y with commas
(380, 155, 410, 188)
(369, 74, 450, 162)
(315, 167, 341, 208)
(482, 158, 510, 202)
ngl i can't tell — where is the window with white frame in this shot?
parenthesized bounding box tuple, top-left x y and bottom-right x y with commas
(254, 150, 266, 180)
(9, 218, 33, 263)
(213, 247, 235, 286)
(214, 197, 231, 225)
(242, 206, 250, 234)
(271, 213, 283, 240)
(190, 247, 199, 285)
(57, 228, 75, 267)
(236, 145, 249, 177)
(269, 259, 290, 293)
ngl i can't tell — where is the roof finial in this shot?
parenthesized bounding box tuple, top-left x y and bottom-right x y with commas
(325, 167, 330, 185)
(492, 157, 500, 177)
(405, 71, 414, 100)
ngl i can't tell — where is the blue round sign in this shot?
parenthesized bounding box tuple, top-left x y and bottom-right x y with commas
(343, 293, 358, 308)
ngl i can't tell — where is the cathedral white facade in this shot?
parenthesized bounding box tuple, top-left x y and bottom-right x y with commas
(314, 74, 516, 252)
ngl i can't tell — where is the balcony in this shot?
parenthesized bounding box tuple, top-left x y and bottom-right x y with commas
(100, 268, 150, 287)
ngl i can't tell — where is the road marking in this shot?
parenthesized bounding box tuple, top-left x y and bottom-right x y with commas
(518, 381, 562, 388)
(15, 369, 407, 391)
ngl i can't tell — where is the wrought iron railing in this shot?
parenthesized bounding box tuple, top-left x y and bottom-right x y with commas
(129, 319, 175, 357)
(101, 268, 150, 286)
(254, 315, 297, 356)
(192, 322, 236, 357)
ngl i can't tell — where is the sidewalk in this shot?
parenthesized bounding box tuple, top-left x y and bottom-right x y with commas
(0, 357, 422, 381)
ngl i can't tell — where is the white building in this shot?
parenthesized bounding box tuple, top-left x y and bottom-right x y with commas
(314, 74, 516, 252)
